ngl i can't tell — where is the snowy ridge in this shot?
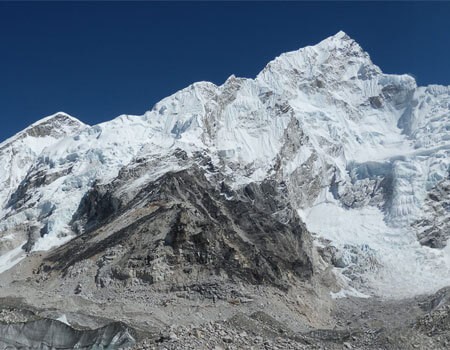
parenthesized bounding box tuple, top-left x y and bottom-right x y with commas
(0, 112, 86, 209)
(0, 31, 449, 298)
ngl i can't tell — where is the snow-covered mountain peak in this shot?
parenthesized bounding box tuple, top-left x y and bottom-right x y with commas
(28, 111, 84, 127)
(315, 30, 363, 55)
(330, 30, 350, 40)
(0, 112, 85, 148)
(0, 34, 449, 298)
(23, 112, 86, 138)
(257, 31, 381, 92)
(0, 111, 86, 205)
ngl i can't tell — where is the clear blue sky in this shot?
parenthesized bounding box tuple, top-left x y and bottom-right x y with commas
(1, 1, 449, 142)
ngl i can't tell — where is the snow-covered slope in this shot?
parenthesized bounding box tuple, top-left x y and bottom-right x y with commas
(0, 112, 86, 207)
(0, 113, 86, 269)
(0, 31, 449, 297)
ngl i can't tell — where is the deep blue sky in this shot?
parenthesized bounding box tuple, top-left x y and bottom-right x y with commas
(1, 1, 449, 142)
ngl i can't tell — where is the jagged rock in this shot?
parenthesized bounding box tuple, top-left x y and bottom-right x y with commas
(44, 166, 314, 290)
(414, 176, 450, 248)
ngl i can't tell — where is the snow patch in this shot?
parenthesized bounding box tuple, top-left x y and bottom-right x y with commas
(0, 242, 26, 274)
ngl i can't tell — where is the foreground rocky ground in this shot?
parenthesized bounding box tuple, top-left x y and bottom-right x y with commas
(1, 281, 450, 349)
(129, 289, 450, 350)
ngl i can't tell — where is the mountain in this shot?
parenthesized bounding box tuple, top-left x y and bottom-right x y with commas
(0, 31, 449, 349)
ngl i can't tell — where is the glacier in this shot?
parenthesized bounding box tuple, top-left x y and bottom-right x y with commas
(0, 31, 449, 298)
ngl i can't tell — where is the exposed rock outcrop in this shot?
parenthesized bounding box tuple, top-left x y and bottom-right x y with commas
(414, 175, 450, 248)
(45, 166, 315, 291)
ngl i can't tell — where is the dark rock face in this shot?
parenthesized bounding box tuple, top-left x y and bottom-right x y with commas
(46, 166, 314, 290)
(369, 96, 383, 109)
(414, 176, 450, 248)
(70, 181, 120, 234)
(0, 318, 134, 349)
(7, 167, 72, 211)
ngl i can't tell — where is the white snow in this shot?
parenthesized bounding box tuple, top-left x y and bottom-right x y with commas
(301, 192, 450, 297)
(56, 314, 70, 326)
(0, 241, 26, 274)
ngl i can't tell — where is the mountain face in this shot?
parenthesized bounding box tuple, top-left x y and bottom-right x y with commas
(0, 31, 449, 303)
